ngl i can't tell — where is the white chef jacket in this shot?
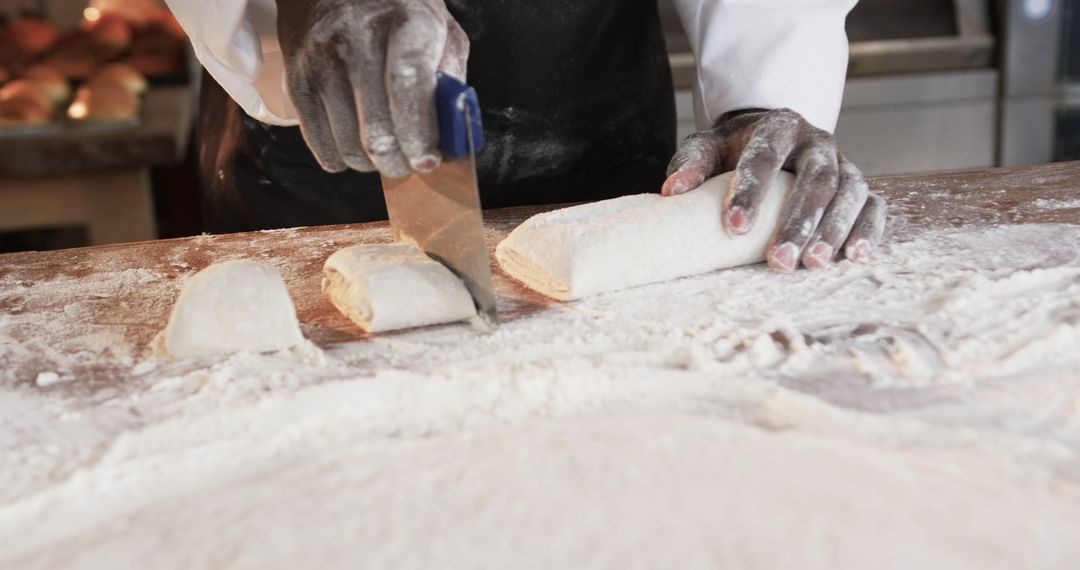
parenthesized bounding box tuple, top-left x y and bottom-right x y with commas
(163, 0, 855, 133)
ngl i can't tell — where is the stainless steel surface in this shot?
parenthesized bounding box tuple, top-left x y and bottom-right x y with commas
(380, 107, 498, 331)
(663, 0, 997, 84)
(1065, 83, 1080, 105)
(1065, 1, 1080, 81)
(1000, 0, 1062, 97)
(847, 35, 995, 77)
(1001, 96, 1058, 166)
(836, 70, 999, 176)
(674, 89, 695, 144)
(669, 52, 695, 92)
(840, 68, 999, 106)
(998, 0, 1067, 166)
(847, 0, 995, 76)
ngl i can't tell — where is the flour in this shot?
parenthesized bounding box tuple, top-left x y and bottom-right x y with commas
(2, 223, 1080, 567)
(33, 372, 68, 387)
(1033, 197, 1080, 210)
(0, 267, 165, 383)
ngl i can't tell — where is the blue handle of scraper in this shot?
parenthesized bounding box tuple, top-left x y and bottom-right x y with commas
(435, 73, 485, 159)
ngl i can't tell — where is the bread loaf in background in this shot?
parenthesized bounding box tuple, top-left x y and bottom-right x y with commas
(0, 80, 55, 125)
(68, 82, 137, 123)
(22, 65, 72, 104)
(87, 63, 147, 96)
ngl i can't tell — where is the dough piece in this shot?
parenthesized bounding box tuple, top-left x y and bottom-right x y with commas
(160, 261, 305, 358)
(496, 171, 795, 300)
(323, 244, 477, 333)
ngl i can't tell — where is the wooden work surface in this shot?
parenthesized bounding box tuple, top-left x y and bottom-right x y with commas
(1, 161, 1078, 385)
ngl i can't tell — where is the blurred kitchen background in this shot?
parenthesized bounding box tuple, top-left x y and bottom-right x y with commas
(0, 0, 1077, 253)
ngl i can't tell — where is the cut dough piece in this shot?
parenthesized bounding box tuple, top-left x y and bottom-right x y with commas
(496, 171, 795, 300)
(323, 244, 477, 333)
(160, 261, 305, 358)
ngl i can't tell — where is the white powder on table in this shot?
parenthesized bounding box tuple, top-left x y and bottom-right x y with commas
(1, 223, 1080, 568)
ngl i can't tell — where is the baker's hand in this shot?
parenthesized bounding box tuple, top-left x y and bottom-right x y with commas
(662, 109, 887, 271)
(277, 0, 469, 177)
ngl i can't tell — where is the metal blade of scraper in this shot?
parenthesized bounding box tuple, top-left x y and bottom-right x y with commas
(381, 73, 497, 330)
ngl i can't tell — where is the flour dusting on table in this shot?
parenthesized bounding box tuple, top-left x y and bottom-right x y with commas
(2, 222, 1080, 568)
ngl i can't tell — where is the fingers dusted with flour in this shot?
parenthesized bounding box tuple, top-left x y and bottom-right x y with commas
(276, 0, 469, 177)
(844, 192, 887, 263)
(802, 157, 869, 268)
(725, 110, 802, 237)
(766, 134, 839, 271)
(662, 130, 725, 197)
(663, 108, 887, 271)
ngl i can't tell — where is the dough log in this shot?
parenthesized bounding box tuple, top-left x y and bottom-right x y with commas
(495, 171, 795, 300)
(160, 261, 305, 358)
(322, 244, 477, 333)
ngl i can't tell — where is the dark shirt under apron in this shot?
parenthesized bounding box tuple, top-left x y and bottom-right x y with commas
(198, 0, 676, 232)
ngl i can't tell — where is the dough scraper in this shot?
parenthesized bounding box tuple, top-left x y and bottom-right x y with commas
(380, 73, 497, 331)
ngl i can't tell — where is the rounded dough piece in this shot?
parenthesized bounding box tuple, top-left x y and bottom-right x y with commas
(160, 261, 305, 358)
(496, 171, 795, 300)
(322, 244, 477, 333)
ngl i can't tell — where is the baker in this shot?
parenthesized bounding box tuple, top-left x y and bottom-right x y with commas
(165, 0, 885, 272)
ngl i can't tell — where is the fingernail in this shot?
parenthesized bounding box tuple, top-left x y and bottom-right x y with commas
(663, 180, 687, 196)
(803, 241, 834, 269)
(410, 154, 440, 173)
(725, 206, 751, 234)
(662, 172, 696, 196)
(770, 242, 799, 272)
(846, 239, 873, 262)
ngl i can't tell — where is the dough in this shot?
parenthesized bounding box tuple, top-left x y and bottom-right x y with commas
(160, 261, 305, 358)
(323, 244, 477, 333)
(496, 171, 795, 300)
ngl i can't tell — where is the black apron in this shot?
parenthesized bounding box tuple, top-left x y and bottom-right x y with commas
(198, 0, 676, 233)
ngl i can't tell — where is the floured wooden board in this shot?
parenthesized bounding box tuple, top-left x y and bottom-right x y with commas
(0, 162, 1079, 386)
(2, 163, 1080, 568)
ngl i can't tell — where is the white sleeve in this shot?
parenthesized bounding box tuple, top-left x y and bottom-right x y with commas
(673, 0, 856, 133)
(164, 0, 299, 126)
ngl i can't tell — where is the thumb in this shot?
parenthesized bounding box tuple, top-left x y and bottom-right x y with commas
(438, 18, 470, 81)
